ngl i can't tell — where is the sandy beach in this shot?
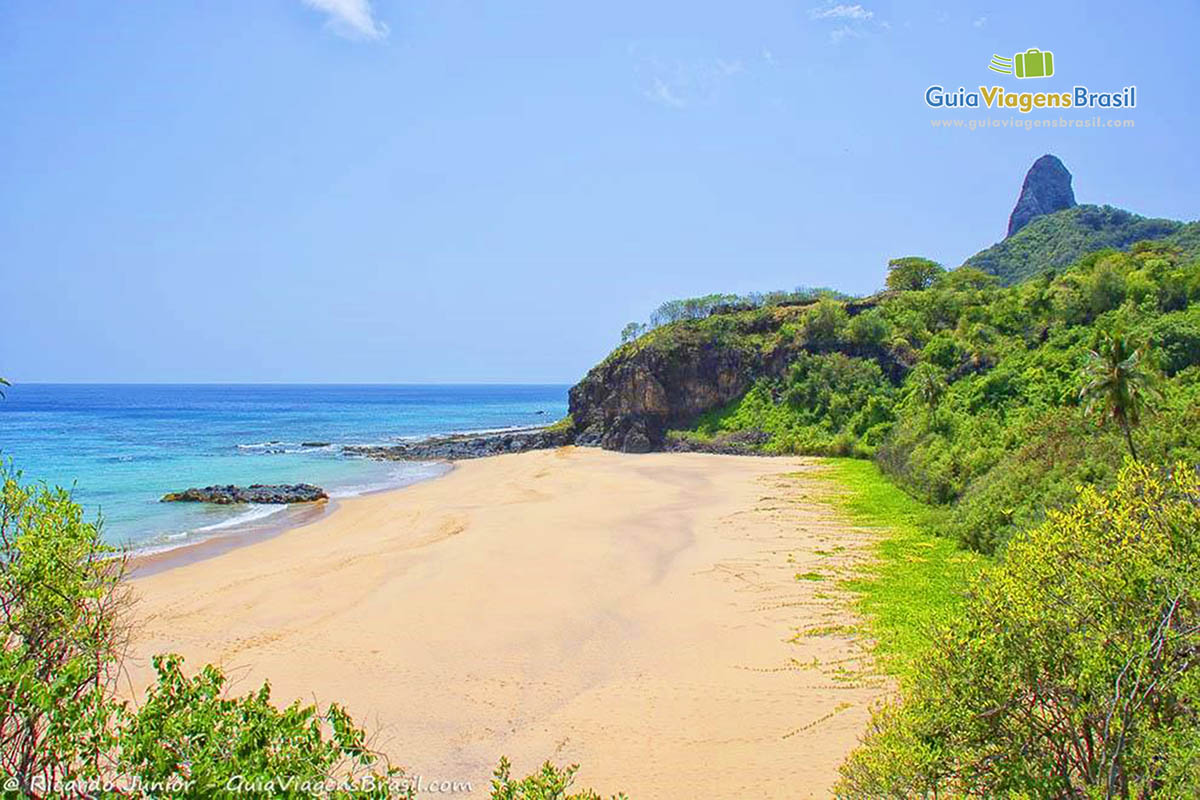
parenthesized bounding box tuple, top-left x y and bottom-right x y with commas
(126, 447, 884, 798)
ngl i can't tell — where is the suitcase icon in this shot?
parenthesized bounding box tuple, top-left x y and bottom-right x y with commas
(1014, 48, 1054, 79)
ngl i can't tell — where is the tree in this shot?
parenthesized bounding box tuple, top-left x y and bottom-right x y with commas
(1079, 330, 1160, 461)
(0, 377, 8, 398)
(619, 322, 646, 344)
(885, 257, 945, 292)
(906, 363, 947, 411)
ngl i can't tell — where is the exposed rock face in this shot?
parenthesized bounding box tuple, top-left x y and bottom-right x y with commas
(161, 484, 328, 504)
(568, 298, 903, 454)
(1007, 154, 1076, 237)
(569, 344, 780, 453)
(344, 426, 574, 462)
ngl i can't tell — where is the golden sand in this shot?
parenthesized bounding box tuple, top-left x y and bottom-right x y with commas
(127, 448, 884, 798)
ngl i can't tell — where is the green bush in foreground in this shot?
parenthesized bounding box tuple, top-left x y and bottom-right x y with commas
(838, 462, 1200, 798)
(0, 469, 619, 798)
(490, 758, 627, 800)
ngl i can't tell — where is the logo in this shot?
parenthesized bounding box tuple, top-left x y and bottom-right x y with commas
(923, 46, 1136, 114)
(989, 48, 1055, 79)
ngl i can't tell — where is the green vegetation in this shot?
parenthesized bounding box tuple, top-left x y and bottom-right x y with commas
(490, 758, 627, 800)
(686, 352, 896, 457)
(964, 204, 1188, 285)
(885, 256, 945, 292)
(819, 459, 984, 676)
(838, 463, 1200, 798)
(663, 239, 1200, 555)
(618, 286, 845, 342)
(1079, 329, 1161, 460)
(0, 469, 617, 798)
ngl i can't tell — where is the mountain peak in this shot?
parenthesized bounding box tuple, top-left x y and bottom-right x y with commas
(1007, 154, 1077, 237)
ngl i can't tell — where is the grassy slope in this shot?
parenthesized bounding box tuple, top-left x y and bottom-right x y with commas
(816, 458, 986, 677)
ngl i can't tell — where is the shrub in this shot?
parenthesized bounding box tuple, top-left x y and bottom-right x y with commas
(919, 332, 965, 370)
(801, 298, 848, 346)
(838, 463, 1200, 798)
(0, 475, 128, 794)
(490, 758, 626, 800)
(847, 309, 891, 348)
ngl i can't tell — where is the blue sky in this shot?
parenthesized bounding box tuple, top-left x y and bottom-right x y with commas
(1, 0, 1196, 383)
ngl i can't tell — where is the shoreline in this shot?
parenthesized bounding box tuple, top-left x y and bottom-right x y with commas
(127, 499, 339, 578)
(126, 447, 884, 797)
(128, 461, 456, 576)
(124, 423, 564, 571)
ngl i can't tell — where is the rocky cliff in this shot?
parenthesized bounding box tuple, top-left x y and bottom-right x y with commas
(1007, 154, 1076, 237)
(567, 298, 894, 453)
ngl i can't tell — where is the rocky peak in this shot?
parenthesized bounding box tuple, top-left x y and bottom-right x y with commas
(1007, 154, 1077, 237)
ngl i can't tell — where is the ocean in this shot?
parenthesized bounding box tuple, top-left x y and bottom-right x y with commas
(0, 384, 568, 553)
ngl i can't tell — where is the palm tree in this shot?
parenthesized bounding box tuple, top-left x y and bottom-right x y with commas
(909, 363, 947, 411)
(0, 377, 8, 399)
(1079, 331, 1160, 461)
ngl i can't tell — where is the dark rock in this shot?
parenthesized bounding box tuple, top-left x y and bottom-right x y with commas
(301, 441, 331, 448)
(343, 425, 575, 462)
(622, 430, 652, 454)
(567, 311, 909, 454)
(1007, 154, 1076, 237)
(161, 484, 328, 504)
(571, 346, 768, 454)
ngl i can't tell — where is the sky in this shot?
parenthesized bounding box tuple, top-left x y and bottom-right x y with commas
(1, 0, 1197, 383)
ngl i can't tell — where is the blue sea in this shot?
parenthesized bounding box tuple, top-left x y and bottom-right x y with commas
(0, 384, 568, 553)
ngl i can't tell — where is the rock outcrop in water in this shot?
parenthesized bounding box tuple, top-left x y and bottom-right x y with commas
(1007, 154, 1076, 237)
(161, 484, 328, 504)
(344, 426, 574, 461)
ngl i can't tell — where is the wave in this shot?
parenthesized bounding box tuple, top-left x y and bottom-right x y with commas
(191, 503, 284, 532)
(130, 463, 452, 558)
(384, 423, 550, 444)
(328, 462, 452, 499)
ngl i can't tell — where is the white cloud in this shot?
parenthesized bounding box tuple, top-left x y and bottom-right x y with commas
(302, 0, 388, 40)
(973, 15, 988, 28)
(829, 25, 863, 44)
(809, 4, 874, 21)
(716, 58, 744, 76)
(631, 49, 748, 110)
(645, 77, 687, 109)
(808, 3, 885, 44)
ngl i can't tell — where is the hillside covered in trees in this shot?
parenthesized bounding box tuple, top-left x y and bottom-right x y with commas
(965, 204, 1188, 285)
(564, 157, 1200, 795)
(567, 156, 1200, 556)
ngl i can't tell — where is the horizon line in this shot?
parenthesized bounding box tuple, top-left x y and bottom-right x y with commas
(3, 380, 576, 387)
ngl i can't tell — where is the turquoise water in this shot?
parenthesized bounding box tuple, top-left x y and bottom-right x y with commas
(0, 384, 568, 552)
